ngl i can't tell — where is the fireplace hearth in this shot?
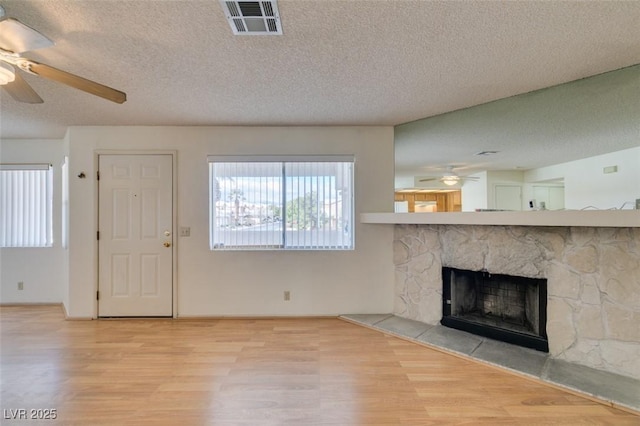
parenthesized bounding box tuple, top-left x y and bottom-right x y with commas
(441, 267, 548, 352)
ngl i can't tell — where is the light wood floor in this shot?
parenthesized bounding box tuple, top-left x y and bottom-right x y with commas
(1, 306, 638, 425)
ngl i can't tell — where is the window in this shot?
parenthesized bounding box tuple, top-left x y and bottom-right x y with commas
(0, 164, 53, 248)
(208, 156, 354, 250)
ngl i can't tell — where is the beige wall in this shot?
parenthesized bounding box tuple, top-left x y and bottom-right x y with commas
(0, 139, 67, 304)
(66, 126, 395, 318)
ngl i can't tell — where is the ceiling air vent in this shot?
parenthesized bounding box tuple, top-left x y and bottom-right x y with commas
(220, 0, 282, 35)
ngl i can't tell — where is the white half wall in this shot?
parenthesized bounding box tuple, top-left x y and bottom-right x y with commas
(66, 126, 395, 318)
(0, 139, 67, 304)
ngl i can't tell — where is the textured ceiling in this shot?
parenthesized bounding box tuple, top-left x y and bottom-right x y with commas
(1, 1, 639, 175)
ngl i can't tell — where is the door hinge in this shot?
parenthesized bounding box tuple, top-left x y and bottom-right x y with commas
(97, 231, 100, 240)
(96, 291, 100, 301)
(97, 171, 100, 180)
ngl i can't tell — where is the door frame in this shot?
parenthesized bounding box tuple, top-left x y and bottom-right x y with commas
(492, 183, 523, 211)
(94, 150, 178, 318)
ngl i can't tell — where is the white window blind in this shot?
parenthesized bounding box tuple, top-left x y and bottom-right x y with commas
(0, 164, 53, 248)
(208, 156, 354, 250)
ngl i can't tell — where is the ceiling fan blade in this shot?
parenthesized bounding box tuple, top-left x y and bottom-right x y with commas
(419, 178, 438, 182)
(27, 60, 126, 104)
(0, 17, 53, 53)
(2, 70, 43, 103)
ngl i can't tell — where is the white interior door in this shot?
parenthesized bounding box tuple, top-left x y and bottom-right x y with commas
(98, 154, 173, 317)
(495, 184, 522, 211)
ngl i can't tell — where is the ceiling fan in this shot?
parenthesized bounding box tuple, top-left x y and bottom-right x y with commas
(419, 166, 480, 186)
(0, 6, 126, 104)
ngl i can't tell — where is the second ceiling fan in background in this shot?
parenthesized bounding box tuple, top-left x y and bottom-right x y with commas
(419, 166, 480, 186)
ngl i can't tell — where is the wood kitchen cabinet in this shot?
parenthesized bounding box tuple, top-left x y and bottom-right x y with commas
(394, 190, 461, 212)
(450, 191, 462, 212)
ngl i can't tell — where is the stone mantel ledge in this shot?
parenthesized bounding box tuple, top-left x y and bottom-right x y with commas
(361, 210, 640, 227)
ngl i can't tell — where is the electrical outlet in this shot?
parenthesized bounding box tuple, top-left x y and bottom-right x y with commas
(18, 281, 24, 290)
(284, 291, 290, 301)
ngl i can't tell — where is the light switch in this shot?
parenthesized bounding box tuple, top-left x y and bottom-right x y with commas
(180, 227, 191, 237)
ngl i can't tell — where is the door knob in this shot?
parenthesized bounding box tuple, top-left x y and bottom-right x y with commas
(163, 242, 171, 248)
(164, 230, 171, 237)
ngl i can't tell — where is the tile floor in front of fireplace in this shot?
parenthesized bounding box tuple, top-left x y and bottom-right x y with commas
(340, 313, 640, 413)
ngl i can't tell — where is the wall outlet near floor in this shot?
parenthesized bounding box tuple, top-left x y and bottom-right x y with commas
(18, 281, 24, 290)
(284, 291, 290, 301)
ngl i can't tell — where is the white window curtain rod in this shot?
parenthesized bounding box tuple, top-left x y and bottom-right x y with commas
(0, 163, 52, 171)
(207, 155, 354, 163)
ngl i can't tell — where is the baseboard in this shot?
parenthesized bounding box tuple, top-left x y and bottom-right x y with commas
(176, 315, 338, 320)
(0, 302, 62, 307)
(0, 303, 93, 320)
(61, 303, 93, 321)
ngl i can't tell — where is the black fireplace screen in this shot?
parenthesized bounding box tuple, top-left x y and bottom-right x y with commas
(441, 267, 548, 352)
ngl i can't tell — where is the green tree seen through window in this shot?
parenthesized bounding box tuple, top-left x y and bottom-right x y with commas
(285, 191, 327, 230)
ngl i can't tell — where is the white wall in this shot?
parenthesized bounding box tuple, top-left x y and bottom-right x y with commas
(0, 139, 67, 304)
(66, 126, 395, 318)
(461, 171, 487, 211)
(525, 146, 640, 210)
(461, 148, 639, 211)
(62, 134, 70, 312)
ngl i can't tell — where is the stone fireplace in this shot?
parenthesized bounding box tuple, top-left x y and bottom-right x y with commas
(393, 224, 640, 381)
(441, 267, 548, 352)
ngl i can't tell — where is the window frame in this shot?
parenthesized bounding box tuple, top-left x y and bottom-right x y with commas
(0, 163, 54, 248)
(208, 155, 355, 251)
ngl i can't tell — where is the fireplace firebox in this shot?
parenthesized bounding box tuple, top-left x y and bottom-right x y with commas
(441, 267, 548, 352)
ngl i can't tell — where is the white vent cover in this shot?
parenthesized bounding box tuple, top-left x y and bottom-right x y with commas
(220, 1, 282, 35)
